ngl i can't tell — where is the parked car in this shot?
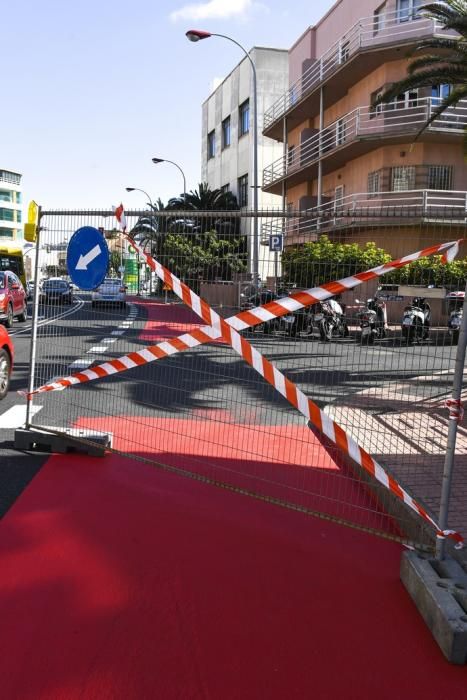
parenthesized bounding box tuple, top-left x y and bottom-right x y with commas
(0, 271, 28, 327)
(40, 278, 73, 305)
(91, 278, 127, 308)
(26, 280, 35, 300)
(0, 324, 14, 399)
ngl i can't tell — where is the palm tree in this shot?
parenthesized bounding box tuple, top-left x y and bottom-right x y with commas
(374, 1, 467, 148)
(168, 182, 240, 235)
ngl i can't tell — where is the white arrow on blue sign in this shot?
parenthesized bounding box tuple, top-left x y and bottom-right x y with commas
(66, 226, 110, 291)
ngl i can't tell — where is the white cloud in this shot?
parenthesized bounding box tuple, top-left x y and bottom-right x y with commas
(170, 0, 254, 22)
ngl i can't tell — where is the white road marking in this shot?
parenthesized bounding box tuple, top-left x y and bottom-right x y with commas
(70, 359, 92, 369)
(0, 404, 43, 429)
(102, 338, 117, 343)
(111, 330, 124, 335)
(88, 346, 108, 353)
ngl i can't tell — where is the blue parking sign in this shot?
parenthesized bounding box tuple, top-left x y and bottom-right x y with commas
(269, 234, 283, 252)
(67, 226, 109, 291)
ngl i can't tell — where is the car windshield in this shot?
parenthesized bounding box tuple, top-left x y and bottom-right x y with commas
(43, 280, 68, 289)
(101, 279, 121, 287)
(0, 273, 4, 289)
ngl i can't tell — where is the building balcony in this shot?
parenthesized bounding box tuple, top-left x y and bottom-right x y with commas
(261, 189, 467, 246)
(263, 9, 452, 140)
(262, 98, 467, 194)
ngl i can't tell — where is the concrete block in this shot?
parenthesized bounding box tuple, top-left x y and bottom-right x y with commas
(401, 550, 467, 664)
(14, 426, 112, 457)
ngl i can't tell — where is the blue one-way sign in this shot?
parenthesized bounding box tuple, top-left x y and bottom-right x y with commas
(66, 226, 109, 290)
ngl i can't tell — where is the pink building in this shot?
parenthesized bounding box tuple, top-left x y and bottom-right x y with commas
(262, 0, 467, 256)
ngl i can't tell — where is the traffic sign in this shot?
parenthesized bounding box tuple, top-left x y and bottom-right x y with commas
(269, 234, 283, 252)
(66, 226, 109, 290)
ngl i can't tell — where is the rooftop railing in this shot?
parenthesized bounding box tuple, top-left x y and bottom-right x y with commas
(263, 98, 467, 188)
(263, 8, 449, 131)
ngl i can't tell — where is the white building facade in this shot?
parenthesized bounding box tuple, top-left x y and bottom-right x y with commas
(0, 169, 22, 240)
(201, 47, 288, 281)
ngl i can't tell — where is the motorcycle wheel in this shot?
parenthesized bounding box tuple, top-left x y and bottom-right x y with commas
(320, 320, 332, 342)
(452, 330, 459, 345)
(343, 323, 349, 338)
(402, 326, 414, 344)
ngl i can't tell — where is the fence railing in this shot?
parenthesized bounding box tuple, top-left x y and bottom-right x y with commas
(263, 98, 467, 188)
(261, 190, 467, 241)
(263, 8, 448, 131)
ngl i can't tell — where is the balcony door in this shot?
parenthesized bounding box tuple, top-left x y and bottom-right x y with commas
(397, 0, 424, 22)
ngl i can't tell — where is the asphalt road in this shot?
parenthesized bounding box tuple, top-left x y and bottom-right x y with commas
(0, 297, 460, 518)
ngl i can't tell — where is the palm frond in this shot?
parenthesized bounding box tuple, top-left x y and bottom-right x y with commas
(374, 67, 467, 106)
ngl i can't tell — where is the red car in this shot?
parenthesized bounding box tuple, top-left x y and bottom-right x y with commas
(0, 270, 27, 328)
(0, 324, 13, 400)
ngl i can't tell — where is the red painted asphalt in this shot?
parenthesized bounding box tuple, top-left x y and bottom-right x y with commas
(0, 298, 466, 698)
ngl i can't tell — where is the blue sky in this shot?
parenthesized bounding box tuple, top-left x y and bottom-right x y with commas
(3, 0, 335, 210)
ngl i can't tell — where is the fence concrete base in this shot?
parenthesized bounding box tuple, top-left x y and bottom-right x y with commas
(14, 426, 112, 457)
(400, 550, 467, 664)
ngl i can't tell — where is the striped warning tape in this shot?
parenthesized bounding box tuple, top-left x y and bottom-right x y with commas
(26, 237, 460, 398)
(23, 234, 464, 546)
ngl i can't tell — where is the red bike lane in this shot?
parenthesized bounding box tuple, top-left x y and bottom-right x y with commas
(0, 299, 466, 699)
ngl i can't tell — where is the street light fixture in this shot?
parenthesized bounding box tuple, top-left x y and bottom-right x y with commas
(186, 28, 259, 287)
(151, 158, 187, 200)
(125, 187, 155, 296)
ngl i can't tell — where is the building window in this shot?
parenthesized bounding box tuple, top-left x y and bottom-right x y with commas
(0, 208, 15, 221)
(336, 118, 346, 146)
(334, 185, 345, 210)
(368, 171, 381, 195)
(238, 174, 248, 207)
(0, 191, 12, 202)
(15, 192, 22, 204)
(370, 88, 384, 118)
(373, 3, 386, 35)
(389, 89, 418, 110)
(0, 171, 21, 185)
(0, 228, 13, 238)
(397, 0, 423, 22)
(220, 183, 230, 195)
(391, 166, 416, 191)
(431, 84, 452, 106)
(428, 165, 453, 190)
(207, 130, 215, 159)
(222, 116, 231, 149)
(239, 100, 250, 137)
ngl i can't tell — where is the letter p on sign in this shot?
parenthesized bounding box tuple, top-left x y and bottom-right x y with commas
(269, 234, 283, 252)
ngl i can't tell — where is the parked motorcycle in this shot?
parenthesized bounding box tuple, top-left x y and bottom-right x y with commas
(314, 298, 349, 341)
(401, 296, 431, 343)
(446, 291, 464, 344)
(356, 297, 387, 344)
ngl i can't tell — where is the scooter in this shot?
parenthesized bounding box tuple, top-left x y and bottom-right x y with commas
(446, 291, 464, 344)
(401, 297, 431, 343)
(356, 297, 387, 344)
(314, 299, 349, 341)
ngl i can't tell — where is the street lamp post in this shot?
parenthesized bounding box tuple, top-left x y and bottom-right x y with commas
(125, 187, 155, 295)
(151, 158, 187, 200)
(186, 29, 259, 287)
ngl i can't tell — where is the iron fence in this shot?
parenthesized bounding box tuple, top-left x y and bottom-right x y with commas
(21, 207, 467, 552)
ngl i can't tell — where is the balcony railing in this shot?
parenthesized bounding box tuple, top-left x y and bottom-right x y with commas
(261, 190, 467, 242)
(263, 8, 448, 132)
(263, 98, 467, 188)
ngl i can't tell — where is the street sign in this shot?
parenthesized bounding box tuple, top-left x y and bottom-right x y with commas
(269, 234, 283, 252)
(66, 226, 109, 290)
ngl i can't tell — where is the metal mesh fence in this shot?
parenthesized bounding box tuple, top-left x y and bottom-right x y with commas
(24, 207, 467, 551)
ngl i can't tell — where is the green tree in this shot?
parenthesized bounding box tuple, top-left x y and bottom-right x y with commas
(281, 236, 391, 288)
(374, 1, 467, 150)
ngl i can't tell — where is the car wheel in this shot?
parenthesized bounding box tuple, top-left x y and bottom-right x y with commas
(17, 304, 28, 322)
(5, 304, 13, 328)
(0, 348, 11, 399)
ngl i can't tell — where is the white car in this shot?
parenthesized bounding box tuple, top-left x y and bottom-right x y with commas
(91, 278, 126, 308)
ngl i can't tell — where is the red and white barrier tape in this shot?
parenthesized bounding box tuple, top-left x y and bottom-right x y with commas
(445, 398, 464, 423)
(22, 234, 463, 547)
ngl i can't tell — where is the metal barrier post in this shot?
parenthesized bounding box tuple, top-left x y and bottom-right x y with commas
(436, 279, 467, 559)
(25, 209, 42, 428)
